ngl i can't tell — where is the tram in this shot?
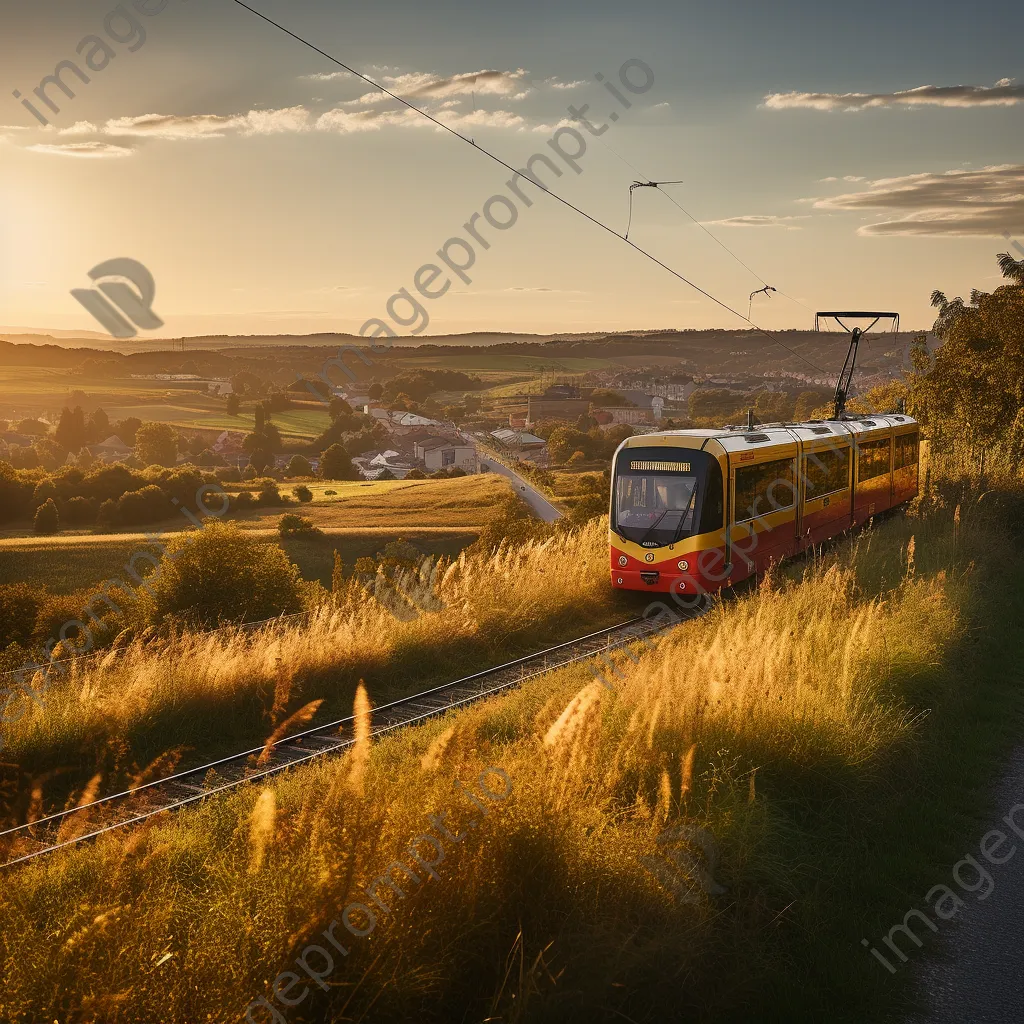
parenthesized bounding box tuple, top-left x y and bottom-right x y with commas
(609, 311, 920, 595)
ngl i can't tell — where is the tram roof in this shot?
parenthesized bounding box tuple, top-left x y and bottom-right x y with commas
(621, 415, 918, 451)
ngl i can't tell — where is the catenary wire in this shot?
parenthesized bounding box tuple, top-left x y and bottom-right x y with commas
(227, 0, 833, 380)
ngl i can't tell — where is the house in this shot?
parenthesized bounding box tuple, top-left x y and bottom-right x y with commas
(393, 411, 445, 429)
(413, 436, 451, 461)
(212, 431, 245, 455)
(593, 406, 655, 426)
(89, 434, 133, 463)
(490, 429, 546, 452)
(419, 442, 477, 474)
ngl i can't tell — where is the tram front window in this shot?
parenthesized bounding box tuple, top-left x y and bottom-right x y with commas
(615, 473, 698, 547)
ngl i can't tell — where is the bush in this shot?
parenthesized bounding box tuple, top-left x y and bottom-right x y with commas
(144, 521, 305, 627)
(293, 485, 313, 502)
(33, 498, 60, 535)
(64, 495, 97, 526)
(278, 514, 323, 538)
(94, 498, 119, 533)
(0, 583, 42, 649)
(230, 490, 258, 513)
(286, 455, 314, 478)
(566, 450, 586, 467)
(257, 481, 286, 507)
(406, 468, 427, 479)
(32, 479, 57, 505)
(116, 485, 170, 527)
(324, 489, 337, 496)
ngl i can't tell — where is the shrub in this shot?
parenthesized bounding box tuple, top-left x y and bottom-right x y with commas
(144, 521, 305, 627)
(32, 479, 57, 505)
(286, 455, 313, 478)
(94, 498, 119, 532)
(117, 485, 171, 527)
(0, 583, 42, 649)
(566, 450, 586, 467)
(278, 514, 323, 539)
(64, 495, 97, 526)
(324, 489, 337, 496)
(293, 485, 313, 502)
(33, 498, 60, 535)
(258, 481, 286, 507)
(230, 491, 257, 513)
(406, 468, 427, 479)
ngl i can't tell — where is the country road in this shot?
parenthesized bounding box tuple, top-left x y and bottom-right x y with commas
(471, 446, 562, 523)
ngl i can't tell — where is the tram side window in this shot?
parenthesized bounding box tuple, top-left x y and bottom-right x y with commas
(894, 432, 920, 470)
(802, 446, 850, 499)
(734, 457, 795, 523)
(857, 438, 891, 482)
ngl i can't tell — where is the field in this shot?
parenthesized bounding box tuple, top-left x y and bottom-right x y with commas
(0, 366, 330, 440)
(227, 474, 507, 531)
(0, 476, 506, 590)
(2, 472, 1023, 1023)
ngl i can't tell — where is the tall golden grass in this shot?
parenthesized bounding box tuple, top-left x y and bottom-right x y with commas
(0, 480, 1002, 1023)
(1, 518, 619, 821)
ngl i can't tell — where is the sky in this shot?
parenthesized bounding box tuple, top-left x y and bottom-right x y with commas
(1, 0, 1023, 340)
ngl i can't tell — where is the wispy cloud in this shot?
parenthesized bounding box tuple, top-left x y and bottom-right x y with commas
(813, 164, 1024, 236)
(27, 141, 133, 158)
(702, 215, 807, 230)
(764, 78, 1024, 112)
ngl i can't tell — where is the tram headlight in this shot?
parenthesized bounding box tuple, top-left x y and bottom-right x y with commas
(644, 552, 655, 563)
(616, 577, 623, 584)
(677, 560, 689, 571)
(618, 555, 628, 567)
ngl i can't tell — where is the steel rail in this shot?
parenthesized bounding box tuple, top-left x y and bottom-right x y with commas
(0, 614, 681, 870)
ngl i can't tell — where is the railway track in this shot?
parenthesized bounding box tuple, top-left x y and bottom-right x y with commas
(0, 615, 675, 870)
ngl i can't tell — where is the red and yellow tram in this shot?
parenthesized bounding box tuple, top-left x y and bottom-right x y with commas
(609, 416, 920, 596)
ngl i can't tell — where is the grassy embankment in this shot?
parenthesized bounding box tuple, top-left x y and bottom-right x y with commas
(2, 467, 1023, 1021)
(0, 517, 633, 825)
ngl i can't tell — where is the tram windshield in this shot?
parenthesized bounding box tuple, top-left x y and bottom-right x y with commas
(612, 448, 721, 548)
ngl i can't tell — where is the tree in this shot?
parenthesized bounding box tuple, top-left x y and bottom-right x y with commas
(226, 392, 240, 416)
(286, 455, 314, 478)
(329, 397, 353, 420)
(590, 389, 634, 408)
(320, 443, 359, 480)
(367, 382, 384, 401)
(144, 521, 305, 627)
(254, 404, 266, 433)
(377, 468, 396, 481)
(15, 418, 49, 436)
(33, 497, 60, 535)
(55, 406, 88, 451)
(88, 408, 109, 441)
(135, 422, 179, 467)
(248, 450, 272, 476)
(113, 417, 142, 445)
(279, 513, 322, 538)
(916, 252, 1024, 458)
(331, 552, 345, 598)
(293, 484, 313, 502)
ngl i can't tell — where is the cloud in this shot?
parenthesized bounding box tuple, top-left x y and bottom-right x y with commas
(763, 79, 1024, 112)
(813, 164, 1024, 236)
(27, 141, 133, 158)
(104, 108, 310, 139)
(702, 215, 806, 230)
(545, 77, 586, 90)
(59, 121, 99, 135)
